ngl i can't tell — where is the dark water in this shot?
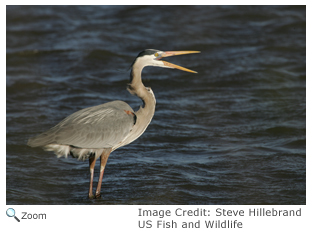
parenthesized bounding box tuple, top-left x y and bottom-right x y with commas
(6, 5, 306, 205)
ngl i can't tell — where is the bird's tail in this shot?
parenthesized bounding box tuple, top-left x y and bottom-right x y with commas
(27, 132, 54, 147)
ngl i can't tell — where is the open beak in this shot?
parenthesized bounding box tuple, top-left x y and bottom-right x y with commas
(159, 51, 200, 73)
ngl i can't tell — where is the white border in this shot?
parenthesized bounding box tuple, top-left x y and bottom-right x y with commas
(3, 2, 310, 231)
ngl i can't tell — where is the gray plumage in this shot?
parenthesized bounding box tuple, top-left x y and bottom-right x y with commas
(27, 100, 136, 160)
(27, 49, 199, 199)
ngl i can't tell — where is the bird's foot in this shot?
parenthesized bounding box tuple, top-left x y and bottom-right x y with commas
(88, 194, 95, 199)
(95, 193, 101, 199)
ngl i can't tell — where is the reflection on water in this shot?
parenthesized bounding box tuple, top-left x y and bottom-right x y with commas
(7, 5, 305, 204)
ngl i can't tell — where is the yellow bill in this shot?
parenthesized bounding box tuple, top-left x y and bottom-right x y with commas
(160, 51, 200, 73)
(162, 61, 198, 73)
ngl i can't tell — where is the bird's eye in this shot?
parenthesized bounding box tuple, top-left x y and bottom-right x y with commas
(155, 53, 159, 57)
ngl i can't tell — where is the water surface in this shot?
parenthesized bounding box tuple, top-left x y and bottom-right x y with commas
(6, 5, 306, 204)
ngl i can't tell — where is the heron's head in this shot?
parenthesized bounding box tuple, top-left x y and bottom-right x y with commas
(131, 49, 200, 73)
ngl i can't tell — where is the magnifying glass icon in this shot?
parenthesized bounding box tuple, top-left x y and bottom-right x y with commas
(6, 208, 20, 222)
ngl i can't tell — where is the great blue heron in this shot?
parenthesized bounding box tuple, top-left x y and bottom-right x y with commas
(27, 49, 200, 199)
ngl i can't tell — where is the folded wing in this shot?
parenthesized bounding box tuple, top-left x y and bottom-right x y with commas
(27, 100, 136, 149)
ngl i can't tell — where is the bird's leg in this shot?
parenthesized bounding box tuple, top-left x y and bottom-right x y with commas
(88, 156, 96, 199)
(95, 149, 111, 199)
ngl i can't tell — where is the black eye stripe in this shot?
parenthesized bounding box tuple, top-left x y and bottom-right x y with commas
(137, 49, 159, 57)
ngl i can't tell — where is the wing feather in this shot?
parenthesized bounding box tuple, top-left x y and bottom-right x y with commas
(28, 100, 136, 149)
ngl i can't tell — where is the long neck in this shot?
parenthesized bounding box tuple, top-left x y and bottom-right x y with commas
(128, 65, 148, 101)
(127, 59, 156, 110)
(113, 60, 156, 150)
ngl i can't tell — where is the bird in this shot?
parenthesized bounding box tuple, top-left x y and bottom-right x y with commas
(27, 49, 200, 199)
